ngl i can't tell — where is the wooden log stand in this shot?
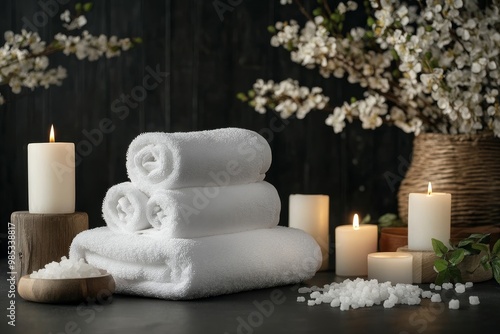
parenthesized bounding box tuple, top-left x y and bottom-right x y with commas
(11, 211, 88, 284)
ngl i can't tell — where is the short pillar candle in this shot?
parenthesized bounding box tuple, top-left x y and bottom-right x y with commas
(368, 252, 413, 284)
(289, 194, 330, 270)
(335, 214, 378, 276)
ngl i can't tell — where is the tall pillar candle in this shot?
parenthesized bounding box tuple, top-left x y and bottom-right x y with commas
(408, 182, 451, 251)
(289, 194, 329, 270)
(335, 214, 377, 276)
(28, 125, 75, 214)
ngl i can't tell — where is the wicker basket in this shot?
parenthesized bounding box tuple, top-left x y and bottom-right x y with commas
(397, 133, 500, 226)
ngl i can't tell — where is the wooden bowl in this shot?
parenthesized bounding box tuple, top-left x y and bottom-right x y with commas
(18, 270, 115, 304)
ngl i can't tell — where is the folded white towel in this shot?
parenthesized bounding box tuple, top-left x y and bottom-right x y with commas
(102, 182, 151, 233)
(69, 226, 321, 300)
(126, 128, 272, 194)
(145, 181, 280, 238)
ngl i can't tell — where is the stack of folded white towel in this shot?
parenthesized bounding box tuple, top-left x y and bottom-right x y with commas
(70, 128, 321, 300)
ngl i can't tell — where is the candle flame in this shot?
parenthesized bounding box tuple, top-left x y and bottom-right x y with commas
(49, 125, 55, 142)
(427, 182, 432, 195)
(353, 214, 359, 230)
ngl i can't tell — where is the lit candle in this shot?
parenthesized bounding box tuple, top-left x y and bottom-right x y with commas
(335, 214, 378, 276)
(28, 125, 75, 214)
(367, 252, 413, 284)
(289, 194, 329, 270)
(408, 182, 451, 251)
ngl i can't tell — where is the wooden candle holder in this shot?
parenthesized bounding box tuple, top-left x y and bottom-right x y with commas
(397, 246, 492, 284)
(11, 211, 88, 284)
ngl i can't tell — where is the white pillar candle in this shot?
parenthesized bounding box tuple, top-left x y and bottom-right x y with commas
(408, 182, 451, 251)
(368, 252, 413, 284)
(28, 125, 75, 214)
(289, 194, 329, 270)
(335, 214, 377, 276)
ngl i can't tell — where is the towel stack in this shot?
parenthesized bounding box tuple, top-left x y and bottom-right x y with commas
(70, 128, 321, 300)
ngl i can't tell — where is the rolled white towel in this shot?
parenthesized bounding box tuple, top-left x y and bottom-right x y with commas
(126, 128, 272, 195)
(145, 181, 280, 238)
(102, 182, 150, 233)
(69, 226, 322, 300)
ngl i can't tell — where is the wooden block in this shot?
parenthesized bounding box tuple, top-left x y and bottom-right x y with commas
(11, 211, 88, 284)
(397, 247, 437, 284)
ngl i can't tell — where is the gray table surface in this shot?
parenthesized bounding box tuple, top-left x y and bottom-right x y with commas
(1, 263, 499, 334)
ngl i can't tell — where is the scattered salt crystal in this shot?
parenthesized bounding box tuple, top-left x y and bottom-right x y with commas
(29, 256, 102, 279)
(310, 286, 322, 292)
(455, 285, 466, 293)
(310, 291, 322, 299)
(298, 287, 311, 294)
(431, 294, 442, 303)
(448, 299, 460, 310)
(421, 291, 432, 299)
(330, 299, 340, 308)
(340, 302, 350, 311)
(469, 296, 480, 305)
(307, 300, 315, 306)
(465, 282, 473, 288)
(429, 283, 435, 289)
(297, 296, 306, 302)
(442, 283, 454, 290)
(383, 300, 395, 308)
(435, 285, 442, 291)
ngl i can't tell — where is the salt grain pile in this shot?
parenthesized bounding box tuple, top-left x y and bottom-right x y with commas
(298, 278, 422, 311)
(298, 278, 480, 311)
(30, 256, 102, 279)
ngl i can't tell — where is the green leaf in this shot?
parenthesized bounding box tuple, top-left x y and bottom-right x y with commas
(481, 255, 491, 271)
(132, 37, 143, 44)
(449, 266, 463, 284)
(75, 3, 82, 12)
(367, 17, 375, 27)
(312, 8, 323, 17)
(330, 13, 341, 23)
(471, 243, 489, 253)
(361, 214, 371, 225)
(247, 90, 255, 98)
(435, 270, 449, 285)
(267, 25, 276, 34)
(449, 249, 465, 266)
(492, 239, 500, 255)
(236, 93, 248, 102)
(432, 238, 448, 257)
(434, 259, 448, 272)
(457, 239, 474, 248)
(83, 2, 93, 12)
(492, 258, 500, 284)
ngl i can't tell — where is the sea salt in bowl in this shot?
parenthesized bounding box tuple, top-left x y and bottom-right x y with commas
(18, 257, 115, 304)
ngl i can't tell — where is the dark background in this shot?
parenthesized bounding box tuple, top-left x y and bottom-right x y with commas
(0, 0, 413, 258)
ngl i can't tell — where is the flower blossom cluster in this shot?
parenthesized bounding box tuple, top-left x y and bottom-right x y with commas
(241, 0, 500, 137)
(0, 9, 137, 106)
(248, 79, 329, 119)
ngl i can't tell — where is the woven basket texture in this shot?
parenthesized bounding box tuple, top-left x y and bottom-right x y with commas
(397, 133, 500, 226)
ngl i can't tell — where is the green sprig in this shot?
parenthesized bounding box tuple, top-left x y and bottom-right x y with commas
(432, 234, 500, 285)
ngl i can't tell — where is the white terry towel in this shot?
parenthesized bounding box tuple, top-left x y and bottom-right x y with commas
(102, 182, 151, 233)
(69, 226, 321, 300)
(126, 128, 272, 194)
(145, 181, 280, 238)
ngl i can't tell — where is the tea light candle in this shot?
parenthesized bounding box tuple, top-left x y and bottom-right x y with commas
(289, 194, 329, 270)
(368, 252, 413, 284)
(28, 125, 75, 214)
(335, 214, 377, 276)
(408, 182, 451, 251)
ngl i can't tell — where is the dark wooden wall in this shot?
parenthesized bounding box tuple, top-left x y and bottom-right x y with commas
(0, 0, 413, 257)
